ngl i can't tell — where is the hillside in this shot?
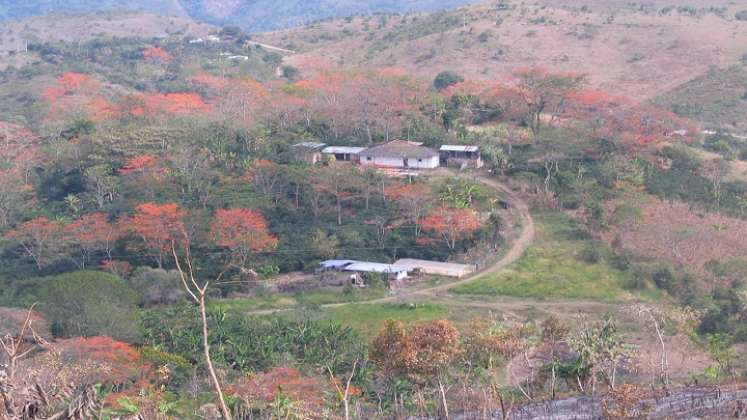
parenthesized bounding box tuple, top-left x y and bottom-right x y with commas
(0, 0, 484, 31)
(254, 1, 747, 101)
(181, 0, 484, 31)
(0, 12, 214, 70)
(1, 1, 747, 418)
(0, 0, 188, 20)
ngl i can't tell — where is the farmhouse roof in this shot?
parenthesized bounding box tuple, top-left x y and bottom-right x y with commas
(293, 141, 326, 149)
(359, 140, 438, 159)
(343, 262, 407, 274)
(392, 258, 476, 277)
(440, 145, 479, 152)
(322, 146, 367, 154)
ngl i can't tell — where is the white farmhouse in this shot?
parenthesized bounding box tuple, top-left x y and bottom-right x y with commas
(358, 140, 439, 169)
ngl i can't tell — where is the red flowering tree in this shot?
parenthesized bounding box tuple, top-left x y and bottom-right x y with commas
(4, 217, 66, 269)
(55, 336, 146, 385)
(64, 212, 120, 268)
(119, 154, 163, 197)
(142, 46, 173, 63)
(564, 90, 698, 152)
(130, 92, 211, 118)
(386, 183, 434, 237)
(227, 367, 326, 412)
(420, 206, 481, 250)
(41, 72, 115, 123)
(119, 203, 185, 268)
(210, 208, 278, 270)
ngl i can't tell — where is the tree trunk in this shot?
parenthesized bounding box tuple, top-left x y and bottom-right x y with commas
(438, 378, 450, 419)
(199, 293, 232, 420)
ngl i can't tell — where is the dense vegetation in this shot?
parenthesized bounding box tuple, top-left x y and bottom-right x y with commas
(0, 11, 746, 418)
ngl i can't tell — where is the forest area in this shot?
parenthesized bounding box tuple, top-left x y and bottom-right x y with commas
(0, 2, 747, 419)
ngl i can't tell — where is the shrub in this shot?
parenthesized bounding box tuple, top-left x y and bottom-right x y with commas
(433, 70, 464, 91)
(579, 247, 601, 264)
(735, 10, 747, 21)
(652, 266, 675, 291)
(140, 346, 193, 388)
(127, 267, 186, 307)
(38, 271, 141, 341)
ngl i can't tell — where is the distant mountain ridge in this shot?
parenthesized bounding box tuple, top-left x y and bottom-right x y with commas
(0, 0, 482, 31)
(178, 0, 482, 31)
(0, 0, 188, 21)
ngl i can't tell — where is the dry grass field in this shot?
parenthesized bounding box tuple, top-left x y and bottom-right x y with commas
(254, 1, 747, 101)
(0, 12, 214, 69)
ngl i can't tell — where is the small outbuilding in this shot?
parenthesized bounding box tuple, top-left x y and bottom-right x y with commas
(393, 258, 476, 278)
(359, 140, 439, 169)
(322, 146, 367, 162)
(293, 142, 326, 164)
(319, 260, 408, 280)
(439, 145, 483, 168)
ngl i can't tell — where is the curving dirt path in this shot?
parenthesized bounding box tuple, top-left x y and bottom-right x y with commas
(248, 172, 536, 315)
(325, 173, 536, 307)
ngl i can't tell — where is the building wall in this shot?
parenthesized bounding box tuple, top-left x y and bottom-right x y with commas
(360, 155, 439, 169)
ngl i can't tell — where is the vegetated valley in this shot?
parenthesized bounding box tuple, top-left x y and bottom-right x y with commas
(0, 1, 746, 419)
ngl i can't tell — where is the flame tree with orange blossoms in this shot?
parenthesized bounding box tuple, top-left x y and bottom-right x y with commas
(119, 202, 185, 268)
(64, 212, 120, 268)
(210, 208, 278, 272)
(420, 206, 481, 250)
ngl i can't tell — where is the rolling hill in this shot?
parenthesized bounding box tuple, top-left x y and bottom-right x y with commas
(254, 0, 747, 103)
(0, 0, 484, 31)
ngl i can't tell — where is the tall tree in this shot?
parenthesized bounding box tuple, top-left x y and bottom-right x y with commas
(64, 212, 120, 268)
(420, 206, 481, 250)
(4, 217, 66, 270)
(386, 183, 434, 237)
(210, 208, 278, 271)
(513, 67, 585, 137)
(119, 203, 185, 268)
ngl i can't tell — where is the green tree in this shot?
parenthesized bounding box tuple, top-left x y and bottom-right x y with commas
(38, 271, 141, 341)
(433, 71, 464, 91)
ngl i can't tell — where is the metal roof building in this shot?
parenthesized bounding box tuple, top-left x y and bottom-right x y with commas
(344, 262, 408, 280)
(320, 260, 408, 280)
(393, 258, 476, 278)
(440, 145, 479, 152)
(322, 146, 367, 155)
(320, 260, 359, 270)
(322, 146, 367, 162)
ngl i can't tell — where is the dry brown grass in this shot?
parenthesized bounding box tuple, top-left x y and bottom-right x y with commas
(604, 195, 747, 277)
(0, 11, 214, 69)
(255, 1, 747, 101)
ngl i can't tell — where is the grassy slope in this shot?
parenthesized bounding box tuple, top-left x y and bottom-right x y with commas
(654, 65, 747, 134)
(212, 286, 389, 312)
(452, 212, 634, 302)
